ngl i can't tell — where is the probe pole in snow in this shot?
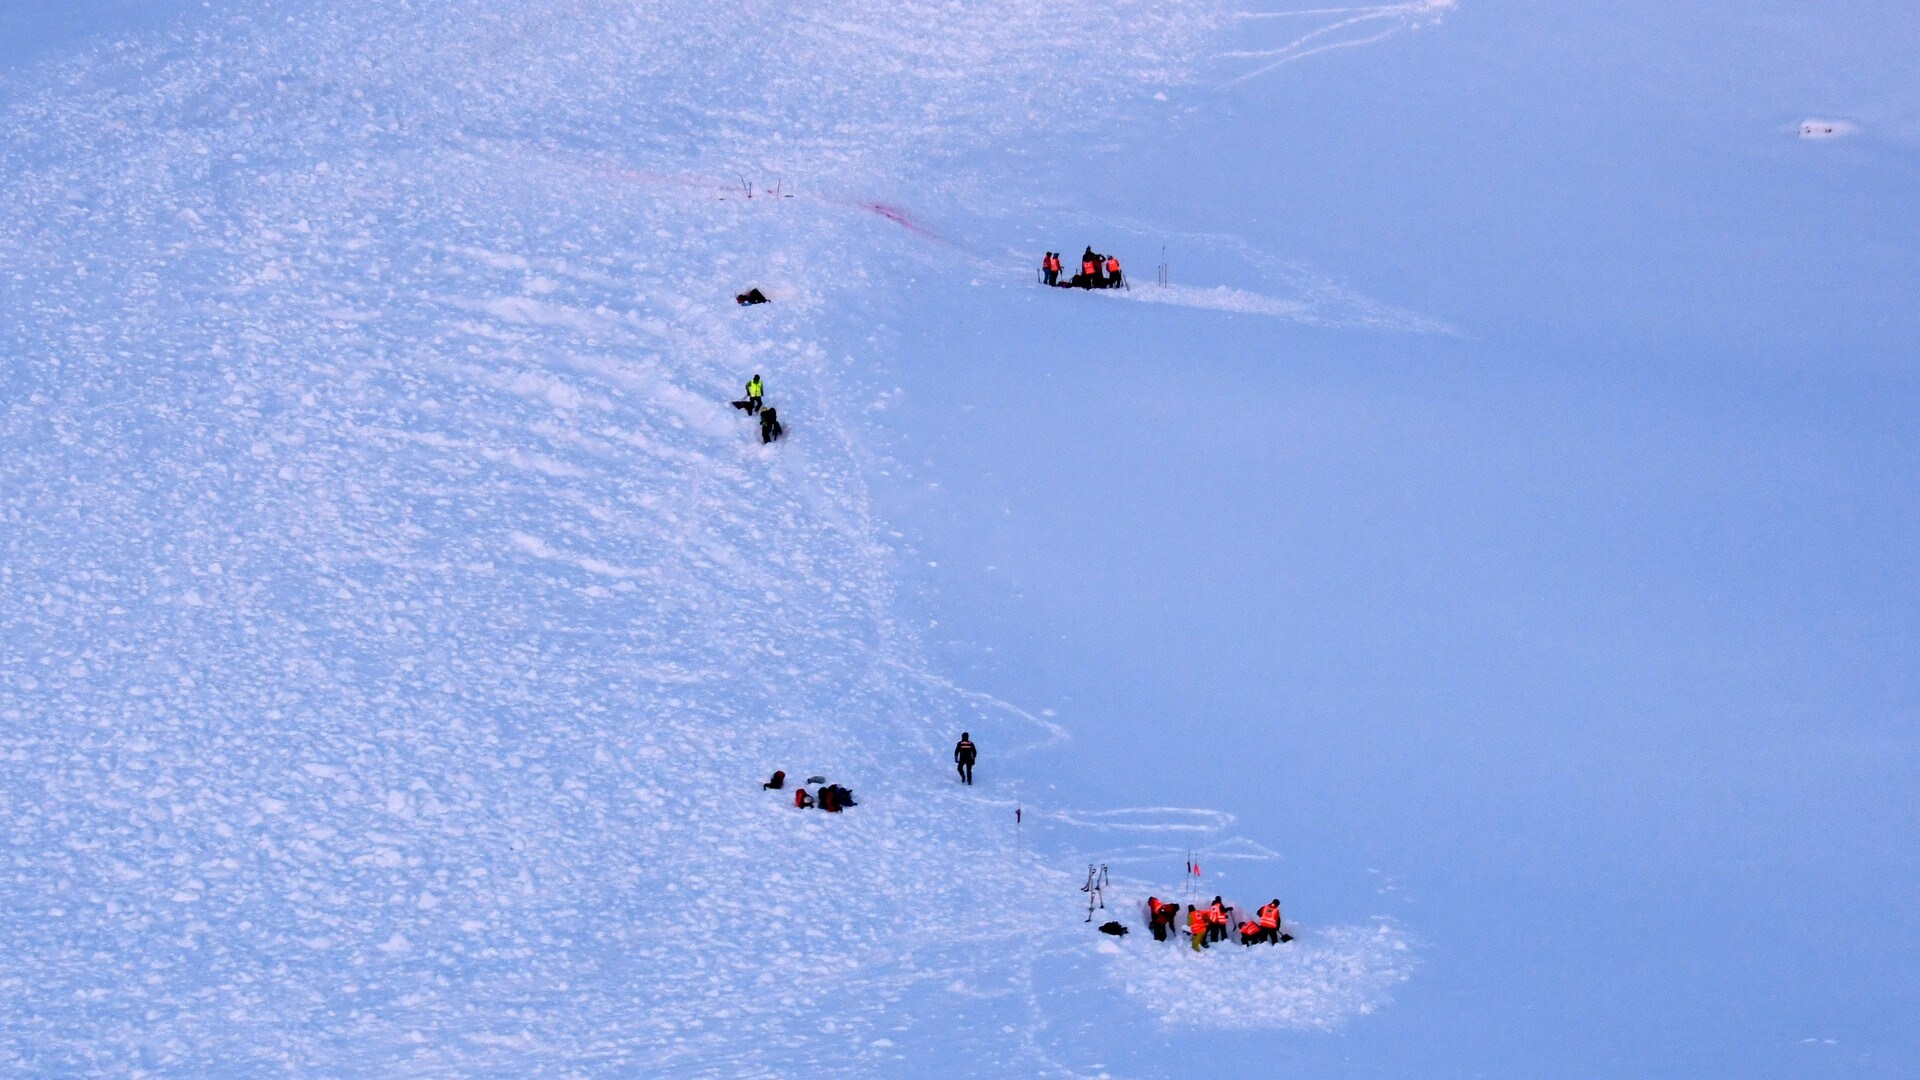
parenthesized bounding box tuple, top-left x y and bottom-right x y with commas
(1082, 864, 1108, 921)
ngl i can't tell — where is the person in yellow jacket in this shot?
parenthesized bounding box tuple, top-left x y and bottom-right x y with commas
(1187, 904, 1212, 952)
(744, 374, 764, 415)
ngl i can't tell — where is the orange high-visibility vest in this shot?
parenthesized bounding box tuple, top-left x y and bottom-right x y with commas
(1188, 909, 1209, 936)
(1106, 257, 1120, 274)
(1258, 903, 1279, 929)
(1083, 259, 1096, 275)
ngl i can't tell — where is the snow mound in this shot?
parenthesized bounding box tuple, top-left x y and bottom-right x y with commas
(1109, 920, 1416, 1030)
(1124, 282, 1315, 319)
(1797, 118, 1859, 139)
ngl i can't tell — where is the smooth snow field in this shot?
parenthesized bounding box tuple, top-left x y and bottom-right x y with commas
(3, 1, 1916, 1077)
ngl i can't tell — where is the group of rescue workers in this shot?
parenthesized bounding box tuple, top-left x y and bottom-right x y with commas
(761, 770, 857, 812)
(732, 283, 1304, 957)
(1145, 894, 1290, 951)
(1042, 245, 1125, 290)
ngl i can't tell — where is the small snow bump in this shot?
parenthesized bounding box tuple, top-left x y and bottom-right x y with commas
(1798, 118, 1858, 139)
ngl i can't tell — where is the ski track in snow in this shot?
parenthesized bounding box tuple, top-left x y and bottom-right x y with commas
(1004, 217, 1459, 334)
(1220, 1, 1458, 85)
(0, 0, 1420, 1072)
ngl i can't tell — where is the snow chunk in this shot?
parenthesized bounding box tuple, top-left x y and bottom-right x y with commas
(1798, 118, 1858, 139)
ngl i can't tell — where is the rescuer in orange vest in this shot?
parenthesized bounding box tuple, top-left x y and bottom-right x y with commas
(1146, 896, 1178, 942)
(1206, 896, 1230, 944)
(1187, 904, 1212, 952)
(1240, 899, 1282, 945)
(1105, 255, 1122, 287)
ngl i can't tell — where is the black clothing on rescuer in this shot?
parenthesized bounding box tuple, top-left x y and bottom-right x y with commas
(953, 733, 976, 785)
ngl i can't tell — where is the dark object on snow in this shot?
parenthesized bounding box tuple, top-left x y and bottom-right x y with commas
(763, 770, 785, 790)
(736, 288, 769, 306)
(805, 775, 826, 785)
(759, 407, 783, 444)
(794, 788, 814, 809)
(817, 784, 856, 812)
(732, 399, 756, 412)
(1099, 921, 1129, 937)
(953, 733, 976, 785)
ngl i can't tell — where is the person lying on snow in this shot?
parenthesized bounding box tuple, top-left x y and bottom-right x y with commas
(736, 287, 769, 306)
(816, 783, 856, 811)
(763, 770, 785, 790)
(794, 787, 814, 809)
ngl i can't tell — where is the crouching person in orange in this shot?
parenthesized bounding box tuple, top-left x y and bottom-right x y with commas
(1146, 896, 1178, 942)
(1238, 917, 1264, 946)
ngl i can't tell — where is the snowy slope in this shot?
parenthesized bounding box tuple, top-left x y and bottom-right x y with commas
(0, 1, 1433, 1074)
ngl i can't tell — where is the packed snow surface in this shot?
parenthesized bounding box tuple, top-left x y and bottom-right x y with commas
(0, 0, 1441, 1074)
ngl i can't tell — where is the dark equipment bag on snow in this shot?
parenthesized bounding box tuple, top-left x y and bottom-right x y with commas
(1099, 921, 1129, 937)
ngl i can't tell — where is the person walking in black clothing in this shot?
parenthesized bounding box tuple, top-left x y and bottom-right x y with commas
(759, 407, 783, 444)
(953, 732, 976, 785)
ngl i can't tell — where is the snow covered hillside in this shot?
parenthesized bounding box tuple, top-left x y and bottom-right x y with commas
(12, 0, 1915, 1075)
(0, 1, 1432, 1074)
